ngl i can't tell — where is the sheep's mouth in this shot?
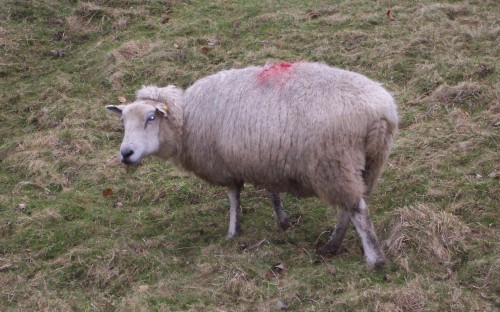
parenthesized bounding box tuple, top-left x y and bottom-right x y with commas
(122, 158, 139, 165)
(124, 162, 141, 174)
(120, 153, 142, 166)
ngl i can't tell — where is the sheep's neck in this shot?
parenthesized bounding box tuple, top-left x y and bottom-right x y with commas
(156, 121, 183, 161)
(173, 126, 197, 173)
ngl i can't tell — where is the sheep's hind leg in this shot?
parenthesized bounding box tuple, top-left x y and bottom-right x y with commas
(227, 185, 242, 240)
(318, 209, 350, 255)
(269, 192, 290, 230)
(350, 198, 385, 269)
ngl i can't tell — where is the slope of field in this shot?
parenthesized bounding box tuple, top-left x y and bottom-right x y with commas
(0, 0, 498, 311)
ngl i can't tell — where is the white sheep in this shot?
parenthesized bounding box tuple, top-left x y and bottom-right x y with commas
(106, 61, 398, 268)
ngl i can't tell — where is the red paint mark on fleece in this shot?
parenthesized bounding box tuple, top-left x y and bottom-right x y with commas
(257, 62, 295, 84)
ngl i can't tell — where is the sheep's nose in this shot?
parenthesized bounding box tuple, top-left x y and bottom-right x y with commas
(121, 147, 134, 164)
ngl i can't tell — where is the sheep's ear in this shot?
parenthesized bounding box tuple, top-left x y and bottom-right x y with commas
(155, 103, 169, 118)
(105, 105, 124, 115)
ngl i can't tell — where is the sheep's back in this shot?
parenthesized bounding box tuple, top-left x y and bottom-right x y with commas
(180, 62, 397, 193)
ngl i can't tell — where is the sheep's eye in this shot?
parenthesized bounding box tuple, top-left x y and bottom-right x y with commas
(147, 115, 156, 122)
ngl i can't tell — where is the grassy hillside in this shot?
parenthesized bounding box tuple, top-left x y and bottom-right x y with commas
(0, 0, 498, 310)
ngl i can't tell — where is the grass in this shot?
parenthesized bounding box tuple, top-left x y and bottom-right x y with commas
(0, 0, 498, 310)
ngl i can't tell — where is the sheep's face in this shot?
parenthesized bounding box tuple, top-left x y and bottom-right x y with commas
(106, 101, 169, 165)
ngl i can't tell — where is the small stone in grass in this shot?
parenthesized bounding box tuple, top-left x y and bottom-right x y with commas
(15, 203, 27, 212)
(276, 300, 288, 310)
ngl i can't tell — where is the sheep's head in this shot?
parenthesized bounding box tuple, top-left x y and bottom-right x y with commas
(106, 85, 184, 165)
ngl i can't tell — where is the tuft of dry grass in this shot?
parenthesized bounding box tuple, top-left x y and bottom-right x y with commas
(384, 204, 471, 268)
(431, 82, 486, 111)
(71, 1, 148, 25)
(420, 3, 471, 21)
(105, 40, 161, 89)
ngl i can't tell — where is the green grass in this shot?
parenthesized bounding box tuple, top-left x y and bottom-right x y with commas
(1, 0, 499, 310)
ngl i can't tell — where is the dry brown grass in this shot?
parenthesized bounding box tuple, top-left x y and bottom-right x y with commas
(106, 40, 161, 89)
(431, 82, 485, 110)
(384, 204, 471, 268)
(69, 1, 147, 32)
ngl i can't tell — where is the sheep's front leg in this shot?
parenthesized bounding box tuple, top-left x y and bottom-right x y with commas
(269, 192, 290, 230)
(350, 198, 385, 269)
(318, 209, 350, 255)
(227, 185, 242, 240)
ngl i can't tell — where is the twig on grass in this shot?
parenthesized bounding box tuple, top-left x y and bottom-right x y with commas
(107, 251, 115, 267)
(246, 239, 270, 251)
(0, 263, 13, 272)
(302, 248, 313, 264)
(314, 230, 331, 247)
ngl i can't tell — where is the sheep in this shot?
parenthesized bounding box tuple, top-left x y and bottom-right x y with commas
(106, 61, 398, 268)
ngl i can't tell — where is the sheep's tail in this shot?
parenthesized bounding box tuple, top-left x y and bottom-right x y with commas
(362, 118, 396, 196)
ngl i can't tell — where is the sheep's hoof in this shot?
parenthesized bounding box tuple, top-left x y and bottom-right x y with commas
(226, 228, 242, 240)
(277, 217, 291, 231)
(367, 257, 386, 271)
(275, 211, 291, 231)
(317, 243, 346, 256)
